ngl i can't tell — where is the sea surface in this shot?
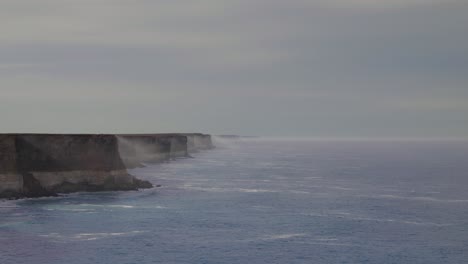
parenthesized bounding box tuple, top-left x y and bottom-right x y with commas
(1, 139, 468, 264)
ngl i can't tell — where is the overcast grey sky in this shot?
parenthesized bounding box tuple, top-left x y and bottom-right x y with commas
(1, 0, 467, 137)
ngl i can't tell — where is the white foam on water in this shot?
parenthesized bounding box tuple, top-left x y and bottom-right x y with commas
(259, 234, 350, 247)
(73, 231, 146, 240)
(78, 204, 135, 208)
(311, 238, 339, 241)
(328, 186, 356, 191)
(237, 188, 277, 193)
(76, 204, 167, 209)
(45, 208, 95, 212)
(262, 233, 307, 240)
(251, 205, 273, 209)
(40, 230, 147, 242)
(288, 190, 310, 194)
(181, 186, 278, 193)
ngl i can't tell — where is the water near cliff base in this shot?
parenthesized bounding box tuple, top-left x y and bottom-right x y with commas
(1, 139, 468, 264)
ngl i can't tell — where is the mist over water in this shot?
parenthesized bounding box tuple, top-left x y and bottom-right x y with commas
(1, 139, 468, 264)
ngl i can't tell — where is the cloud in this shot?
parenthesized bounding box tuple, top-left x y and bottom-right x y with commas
(0, 0, 467, 137)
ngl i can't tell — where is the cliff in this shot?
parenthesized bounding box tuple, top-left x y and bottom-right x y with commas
(184, 133, 214, 152)
(117, 134, 188, 168)
(0, 133, 213, 199)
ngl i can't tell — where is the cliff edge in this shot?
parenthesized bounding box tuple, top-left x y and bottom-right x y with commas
(0, 133, 213, 199)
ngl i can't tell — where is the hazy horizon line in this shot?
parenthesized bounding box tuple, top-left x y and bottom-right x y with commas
(217, 136, 468, 142)
(1, 132, 467, 141)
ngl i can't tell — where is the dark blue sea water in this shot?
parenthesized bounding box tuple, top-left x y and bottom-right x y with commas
(1, 139, 468, 264)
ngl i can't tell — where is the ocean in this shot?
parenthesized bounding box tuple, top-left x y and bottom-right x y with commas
(1, 139, 468, 264)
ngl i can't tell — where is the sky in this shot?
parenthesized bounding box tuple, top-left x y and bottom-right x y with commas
(1, 0, 467, 138)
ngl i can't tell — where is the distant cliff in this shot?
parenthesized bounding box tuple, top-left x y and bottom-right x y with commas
(0, 133, 213, 199)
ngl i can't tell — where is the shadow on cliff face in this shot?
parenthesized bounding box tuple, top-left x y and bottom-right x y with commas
(15, 137, 63, 172)
(22, 173, 57, 198)
(16, 134, 127, 171)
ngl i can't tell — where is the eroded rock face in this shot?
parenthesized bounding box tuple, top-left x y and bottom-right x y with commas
(0, 135, 22, 198)
(117, 135, 176, 168)
(0, 134, 152, 199)
(0, 133, 213, 199)
(117, 134, 213, 168)
(184, 133, 214, 153)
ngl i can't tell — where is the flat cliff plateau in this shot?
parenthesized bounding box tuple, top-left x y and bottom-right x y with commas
(0, 133, 213, 199)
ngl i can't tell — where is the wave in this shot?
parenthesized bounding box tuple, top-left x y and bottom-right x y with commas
(180, 186, 277, 193)
(45, 208, 95, 212)
(78, 204, 135, 208)
(262, 233, 307, 240)
(181, 185, 310, 194)
(40, 230, 146, 241)
(76, 204, 167, 209)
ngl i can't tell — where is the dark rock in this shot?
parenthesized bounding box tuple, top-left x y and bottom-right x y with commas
(133, 178, 154, 189)
(22, 172, 57, 197)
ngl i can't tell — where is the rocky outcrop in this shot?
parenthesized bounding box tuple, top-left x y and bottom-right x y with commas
(0, 133, 213, 199)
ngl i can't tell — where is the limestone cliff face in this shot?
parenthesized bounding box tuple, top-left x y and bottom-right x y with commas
(0, 133, 213, 199)
(0, 135, 22, 197)
(169, 135, 190, 158)
(184, 133, 214, 153)
(117, 134, 188, 168)
(118, 134, 213, 167)
(0, 134, 151, 198)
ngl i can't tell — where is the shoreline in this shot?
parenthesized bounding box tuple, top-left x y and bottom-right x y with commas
(0, 133, 213, 199)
